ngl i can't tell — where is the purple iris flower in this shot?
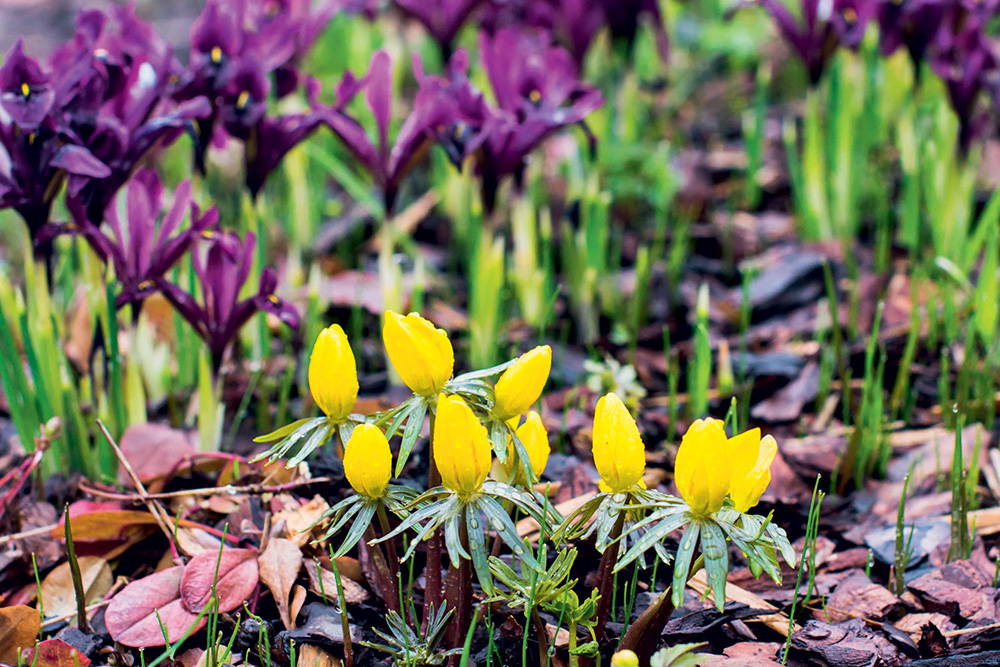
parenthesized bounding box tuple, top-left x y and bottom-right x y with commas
(158, 230, 299, 372)
(238, 0, 345, 96)
(0, 38, 56, 131)
(319, 49, 465, 212)
(476, 29, 604, 208)
(930, 15, 999, 152)
(177, 0, 336, 167)
(37, 169, 219, 316)
(0, 40, 110, 245)
(752, 0, 876, 85)
(875, 0, 952, 67)
(393, 0, 484, 57)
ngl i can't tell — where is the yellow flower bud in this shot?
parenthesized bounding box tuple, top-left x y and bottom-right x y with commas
(434, 394, 491, 494)
(383, 311, 454, 397)
(502, 411, 550, 485)
(493, 345, 552, 420)
(343, 423, 391, 499)
(611, 650, 639, 667)
(729, 432, 777, 513)
(308, 324, 358, 421)
(592, 393, 646, 493)
(675, 418, 751, 516)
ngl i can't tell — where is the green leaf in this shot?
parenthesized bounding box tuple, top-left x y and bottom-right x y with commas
(701, 520, 729, 612)
(671, 522, 701, 608)
(613, 510, 690, 573)
(253, 418, 317, 443)
(443, 509, 470, 567)
(383, 398, 416, 440)
(650, 642, 709, 667)
(335, 502, 377, 557)
(450, 359, 516, 383)
(467, 509, 492, 593)
(287, 421, 334, 467)
(395, 399, 427, 476)
(478, 496, 540, 571)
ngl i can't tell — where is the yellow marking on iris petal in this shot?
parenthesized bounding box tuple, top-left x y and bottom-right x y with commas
(138, 280, 155, 290)
(843, 7, 857, 21)
(201, 229, 215, 239)
(27, 132, 36, 144)
(20, 82, 30, 98)
(210, 46, 223, 63)
(268, 295, 281, 305)
(236, 90, 250, 110)
(529, 89, 541, 103)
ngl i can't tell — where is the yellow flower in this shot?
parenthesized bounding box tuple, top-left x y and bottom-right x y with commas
(343, 423, 391, 499)
(383, 311, 454, 397)
(501, 411, 550, 485)
(434, 394, 491, 494)
(729, 431, 778, 512)
(591, 393, 646, 493)
(308, 324, 358, 421)
(675, 419, 760, 516)
(611, 650, 639, 667)
(493, 345, 552, 420)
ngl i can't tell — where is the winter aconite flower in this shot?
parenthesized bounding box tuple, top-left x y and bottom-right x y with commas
(502, 411, 550, 485)
(434, 394, 491, 495)
(729, 431, 778, 513)
(383, 311, 454, 397)
(592, 392, 646, 493)
(674, 418, 731, 515)
(308, 324, 358, 422)
(343, 423, 392, 499)
(611, 650, 639, 667)
(493, 345, 552, 420)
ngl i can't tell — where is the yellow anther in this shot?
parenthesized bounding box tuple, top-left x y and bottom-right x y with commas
(529, 89, 541, 103)
(236, 90, 250, 110)
(210, 46, 223, 64)
(20, 82, 29, 98)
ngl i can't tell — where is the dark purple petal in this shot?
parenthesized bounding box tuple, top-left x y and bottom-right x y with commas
(0, 38, 55, 130)
(365, 50, 394, 158)
(51, 145, 112, 179)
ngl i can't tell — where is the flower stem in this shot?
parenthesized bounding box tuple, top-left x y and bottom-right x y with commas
(376, 502, 402, 617)
(591, 512, 626, 647)
(364, 524, 400, 614)
(424, 410, 444, 628)
(444, 505, 473, 653)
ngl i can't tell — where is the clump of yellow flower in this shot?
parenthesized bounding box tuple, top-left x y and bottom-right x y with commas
(610, 650, 639, 667)
(308, 324, 358, 421)
(343, 423, 391, 499)
(674, 418, 777, 516)
(501, 411, 550, 485)
(383, 311, 454, 397)
(434, 394, 491, 495)
(493, 345, 552, 420)
(591, 392, 646, 493)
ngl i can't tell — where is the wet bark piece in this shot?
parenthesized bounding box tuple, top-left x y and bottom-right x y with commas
(790, 619, 901, 667)
(825, 570, 903, 624)
(908, 650, 1000, 666)
(907, 560, 997, 619)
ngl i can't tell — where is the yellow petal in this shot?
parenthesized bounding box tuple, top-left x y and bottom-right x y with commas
(308, 324, 358, 421)
(383, 311, 454, 397)
(343, 423, 391, 498)
(434, 394, 491, 494)
(493, 346, 552, 420)
(591, 393, 645, 493)
(504, 411, 550, 485)
(731, 434, 778, 512)
(674, 418, 730, 515)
